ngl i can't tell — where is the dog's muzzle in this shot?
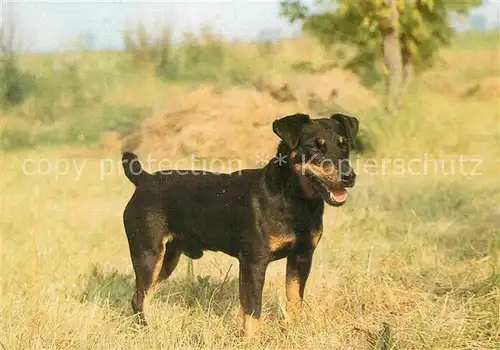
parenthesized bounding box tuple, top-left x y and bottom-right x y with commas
(341, 168, 356, 188)
(304, 168, 352, 207)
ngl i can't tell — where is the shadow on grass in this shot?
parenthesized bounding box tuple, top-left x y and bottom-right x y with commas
(78, 264, 240, 317)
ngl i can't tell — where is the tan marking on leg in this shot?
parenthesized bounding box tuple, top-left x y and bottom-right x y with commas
(160, 249, 181, 280)
(161, 234, 175, 248)
(311, 230, 322, 248)
(285, 274, 301, 315)
(141, 235, 173, 312)
(150, 236, 171, 284)
(132, 289, 146, 322)
(268, 235, 296, 253)
(239, 307, 261, 337)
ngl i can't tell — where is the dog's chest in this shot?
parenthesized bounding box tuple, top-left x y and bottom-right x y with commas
(266, 224, 321, 255)
(254, 197, 323, 259)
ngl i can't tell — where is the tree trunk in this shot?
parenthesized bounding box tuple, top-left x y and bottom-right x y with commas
(382, 0, 403, 113)
(402, 60, 414, 97)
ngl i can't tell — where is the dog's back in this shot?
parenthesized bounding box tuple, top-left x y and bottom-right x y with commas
(122, 152, 263, 258)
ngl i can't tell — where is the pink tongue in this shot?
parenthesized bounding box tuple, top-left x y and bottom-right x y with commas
(330, 190, 348, 203)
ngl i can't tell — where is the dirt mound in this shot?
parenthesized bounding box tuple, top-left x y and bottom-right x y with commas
(114, 70, 378, 169)
(124, 85, 309, 167)
(259, 69, 378, 111)
(100, 131, 122, 154)
(462, 76, 500, 101)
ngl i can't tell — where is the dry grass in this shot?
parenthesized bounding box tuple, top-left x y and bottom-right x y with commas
(1, 126, 499, 349)
(1, 32, 500, 349)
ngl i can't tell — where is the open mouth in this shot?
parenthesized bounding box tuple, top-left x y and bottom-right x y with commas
(305, 172, 348, 207)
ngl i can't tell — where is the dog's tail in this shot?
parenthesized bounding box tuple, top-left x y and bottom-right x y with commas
(122, 152, 150, 186)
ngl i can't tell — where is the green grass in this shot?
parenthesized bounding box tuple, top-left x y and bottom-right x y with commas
(1, 105, 149, 150)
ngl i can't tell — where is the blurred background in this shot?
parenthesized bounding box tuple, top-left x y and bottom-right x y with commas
(1, 1, 499, 349)
(1, 0, 498, 158)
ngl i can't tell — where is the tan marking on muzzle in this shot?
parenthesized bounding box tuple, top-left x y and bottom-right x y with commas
(295, 163, 340, 187)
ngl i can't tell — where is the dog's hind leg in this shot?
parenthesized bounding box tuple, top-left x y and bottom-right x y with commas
(158, 239, 182, 281)
(129, 234, 179, 326)
(130, 243, 165, 325)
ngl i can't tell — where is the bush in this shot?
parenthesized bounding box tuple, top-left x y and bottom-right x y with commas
(156, 29, 229, 82)
(176, 31, 225, 81)
(1, 104, 148, 151)
(123, 23, 176, 75)
(0, 26, 36, 109)
(0, 56, 24, 106)
(123, 23, 253, 84)
(15, 53, 114, 124)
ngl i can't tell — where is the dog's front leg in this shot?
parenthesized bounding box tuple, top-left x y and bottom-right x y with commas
(238, 258, 268, 337)
(285, 250, 313, 318)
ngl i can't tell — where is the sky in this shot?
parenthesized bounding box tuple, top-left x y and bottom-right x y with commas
(2, 0, 500, 53)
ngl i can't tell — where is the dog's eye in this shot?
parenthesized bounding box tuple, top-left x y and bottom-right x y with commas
(315, 138, 327, 152)
(337, 137, 346, 147)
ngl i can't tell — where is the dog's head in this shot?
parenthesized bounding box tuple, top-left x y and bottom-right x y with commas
(273, 113, 359, 206)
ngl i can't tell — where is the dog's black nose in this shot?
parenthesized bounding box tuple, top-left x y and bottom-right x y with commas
(341, 169, 356, 187)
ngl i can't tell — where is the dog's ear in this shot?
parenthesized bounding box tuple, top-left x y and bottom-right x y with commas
(330, 113, 359, 148)
(273, 113, 311, 149)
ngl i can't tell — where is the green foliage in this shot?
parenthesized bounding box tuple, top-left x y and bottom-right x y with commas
(25, 55, 112, 123)
(160, 26, 254, 85)
(0, 55, 36, 108)
(164, 30, 226, 81)
(279, 0, 309, 22)
(0, 25, 36, 109)
(1, 104, 147, 150)
(0, 55, 23, 106)
(155, 29, 179, 79)
(1, 51, 132, 150)
(281, 0, 483, 81)
(123, 23, 253, 84)
(123, 23, 170, 65)
(123, 22, 181, 79)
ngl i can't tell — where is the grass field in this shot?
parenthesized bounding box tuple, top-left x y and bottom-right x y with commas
(1, 29, 499, 349)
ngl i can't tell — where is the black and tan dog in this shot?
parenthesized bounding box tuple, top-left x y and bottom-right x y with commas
(121, 113, 359, 336)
